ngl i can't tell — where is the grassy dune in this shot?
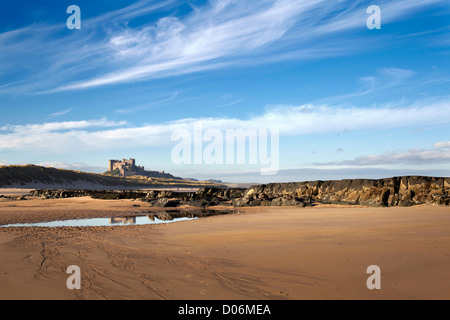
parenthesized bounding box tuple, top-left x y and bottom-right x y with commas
(0, 165, 223, 189)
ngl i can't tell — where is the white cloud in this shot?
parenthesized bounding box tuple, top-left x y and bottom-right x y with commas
(0, 100, 449, 153)
(317, 145, 450, 166)
(435, 141, 450, 149)
(248, 100, 450, 135)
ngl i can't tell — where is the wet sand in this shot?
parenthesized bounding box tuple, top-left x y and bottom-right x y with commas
(0, 196, 449, 300)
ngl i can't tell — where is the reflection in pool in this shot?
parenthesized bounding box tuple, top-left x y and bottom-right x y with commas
(0, 215, 197, 228)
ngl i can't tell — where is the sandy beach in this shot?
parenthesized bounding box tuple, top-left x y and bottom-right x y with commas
(0, 195, 449, 300)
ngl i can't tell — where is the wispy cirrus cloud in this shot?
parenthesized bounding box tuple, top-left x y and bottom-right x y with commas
(0, 118, 126, 134)
(315, 67, 417, 105)
(46, 108, 73, 120)
(114, 91, 179, 114)
(1, 0, 447, 94)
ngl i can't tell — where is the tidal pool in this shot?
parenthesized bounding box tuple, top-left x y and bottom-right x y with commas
(0, 215, 197, 228)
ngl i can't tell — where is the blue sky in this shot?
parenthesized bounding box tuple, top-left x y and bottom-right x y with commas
(0, 0, 449, 183)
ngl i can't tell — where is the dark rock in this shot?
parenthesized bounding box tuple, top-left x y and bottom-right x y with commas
(270, 198, 283, 206)
(249, 199, 262, 206)
(157, 212, 174, 221)
(151, 198, 181, 208)
(232, 197, 250, 207)
(188, 199, 210, 207)
(157, 190, 174, 198)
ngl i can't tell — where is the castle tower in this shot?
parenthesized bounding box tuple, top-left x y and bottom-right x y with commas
(108, 160, 117, 172)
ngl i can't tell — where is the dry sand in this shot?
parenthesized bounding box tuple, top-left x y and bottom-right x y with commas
(0, 196, 449, 300)
(0, 189, 34, 196)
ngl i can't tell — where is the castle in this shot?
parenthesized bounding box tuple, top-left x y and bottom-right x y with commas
(108, 158, 171, 178)
(108, 158, 145, 177)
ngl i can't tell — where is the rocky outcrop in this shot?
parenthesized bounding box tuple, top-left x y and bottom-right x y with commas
(28, 176, 450, 208)
(143, 187, 246, 208)
(233, 176, 450, 207)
